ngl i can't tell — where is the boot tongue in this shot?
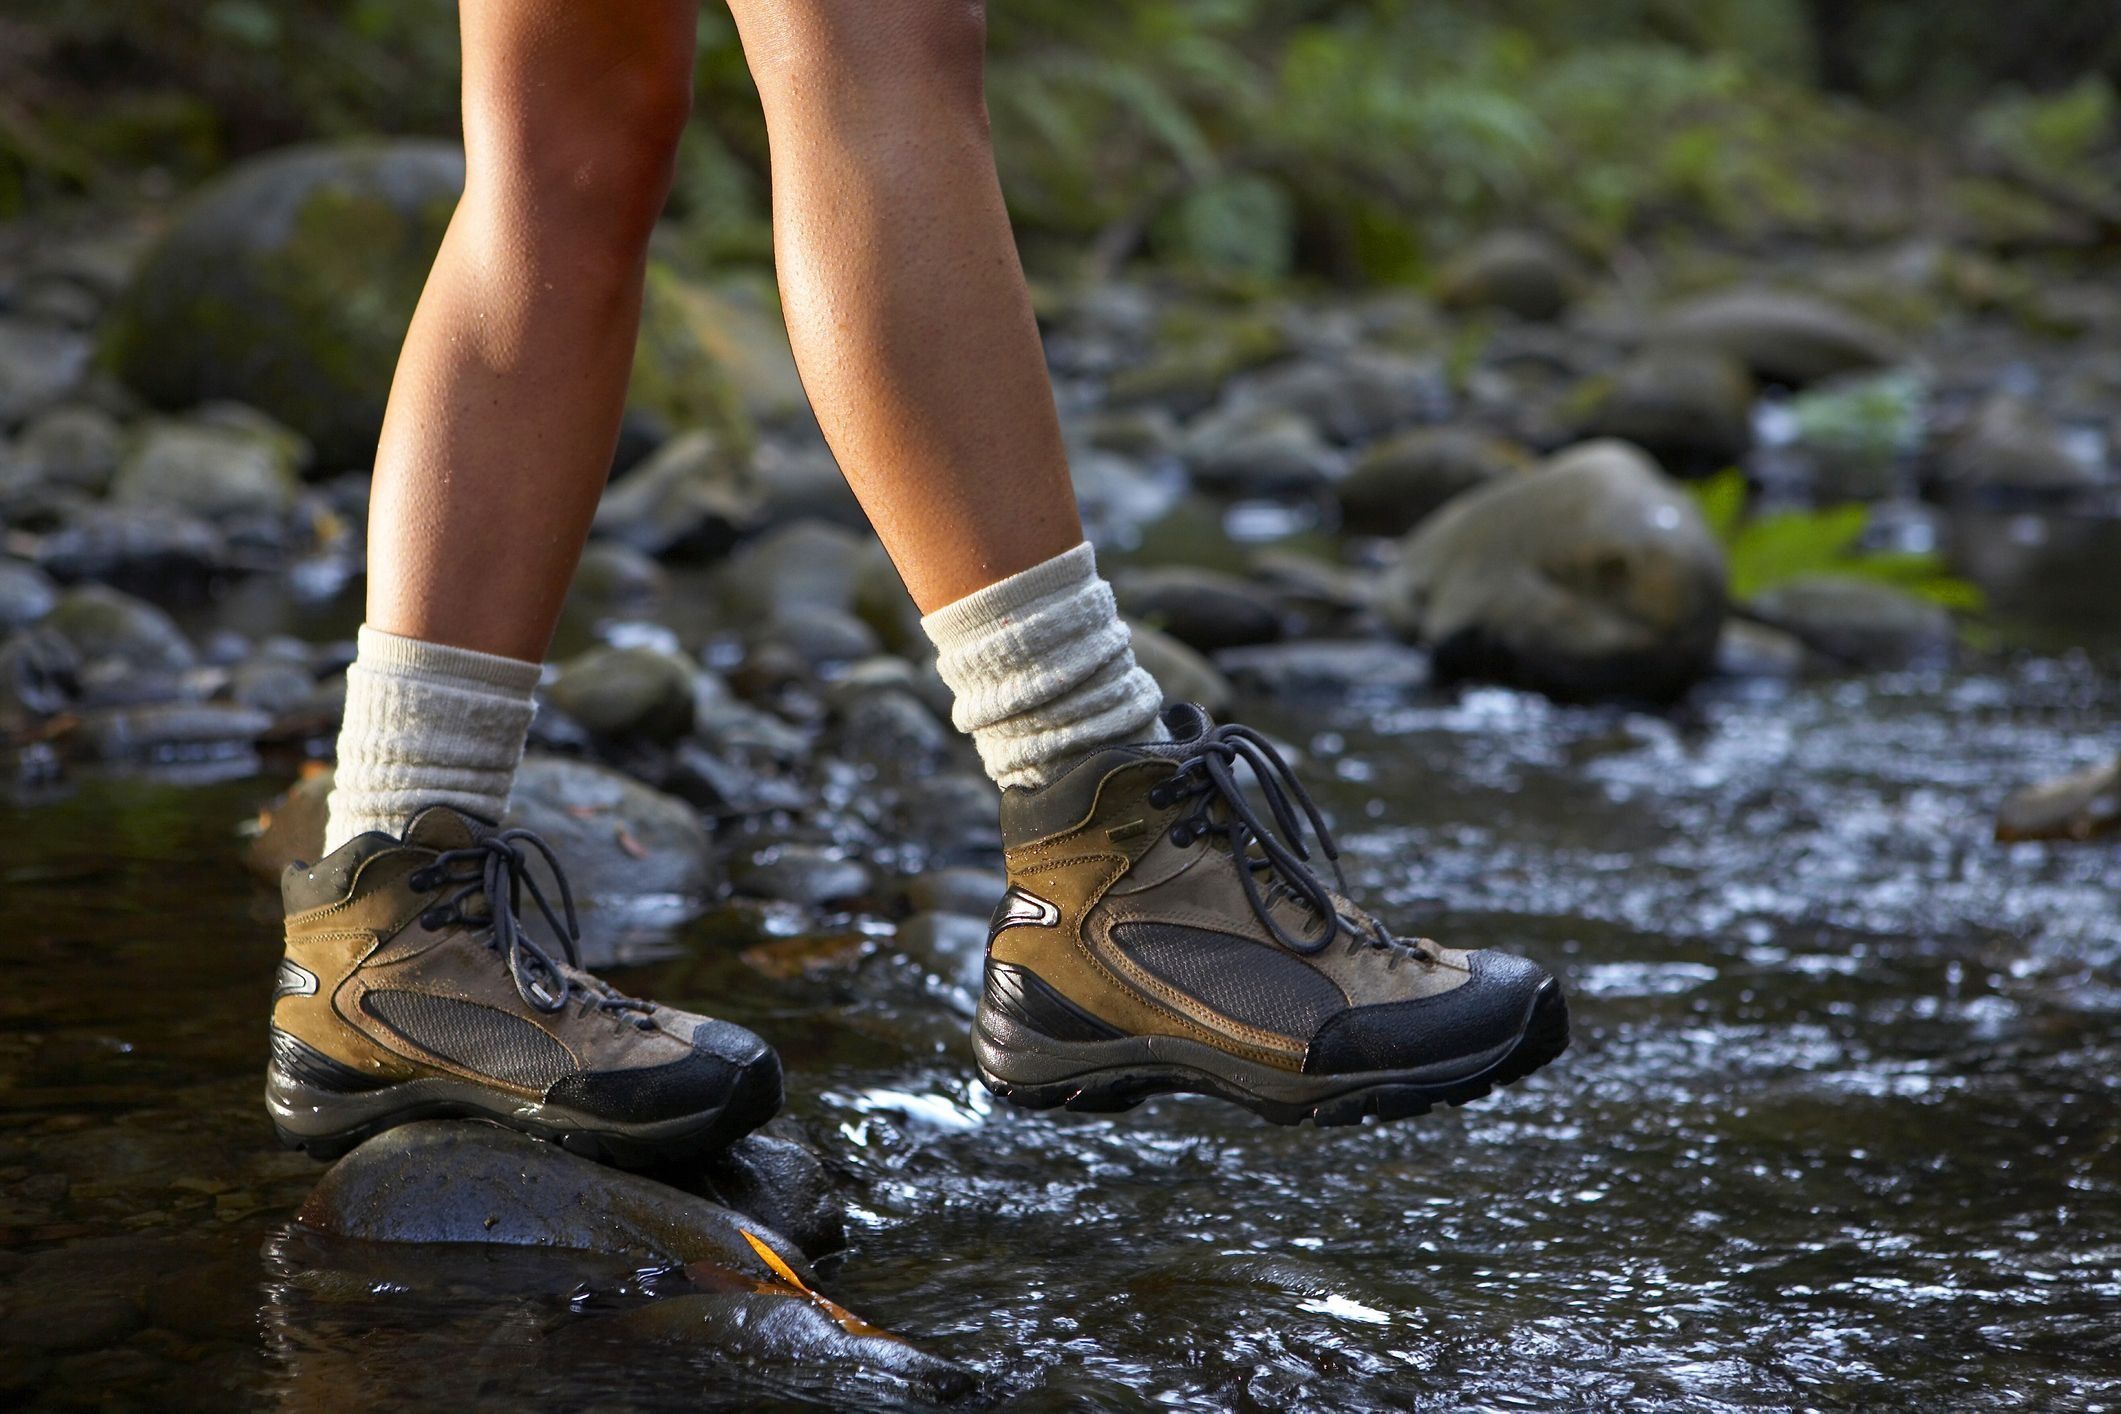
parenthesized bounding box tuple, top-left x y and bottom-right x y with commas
(399, 804, 491, 853)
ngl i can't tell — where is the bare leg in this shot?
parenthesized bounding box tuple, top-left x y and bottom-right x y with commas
(364, 0, 698, 662)
(724, 0, 1083, 613)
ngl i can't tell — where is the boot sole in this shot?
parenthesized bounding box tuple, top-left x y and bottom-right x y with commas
(265, 1053, 784, 1168)
(974, 978, 1568, 1126)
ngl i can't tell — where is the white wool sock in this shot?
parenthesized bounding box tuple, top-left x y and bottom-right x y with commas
(321, 625, 542, 853)
(922, 541, 1169, 790)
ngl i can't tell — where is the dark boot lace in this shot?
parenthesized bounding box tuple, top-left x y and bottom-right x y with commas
(407, 828, 657, 1027)
(1146, 722, 1432, 967)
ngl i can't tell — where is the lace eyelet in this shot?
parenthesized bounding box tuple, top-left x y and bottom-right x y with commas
(1170, 826, 1192, 847)
(419, 908, 449, 930)
(408, 868, 436, 892)
(1148, 785, 1172, 809)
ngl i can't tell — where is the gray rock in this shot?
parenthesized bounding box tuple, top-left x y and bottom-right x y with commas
(757, 604, 880, 669)
(720, 521, 868, 620)
(1435, 231, 1581, 321)
(228, 657, 318, 716)
(567, 540, 669, 611)
(1338, 426, 1534, 536)
(1713, 619, 1812, 679)
(35, 500, 230, 585)
(825, 671, 952, 777)
(1933, 396, 2102, 502)
(101, 142, 467, 466)
(1232, 351, 1445, 444)
(1127, 620, 1233, 714)
(849, 538, 926, 655)
(1657, 289, 1901, 388)
(0, 559, 57, 632)
(900, 866, 1006, 918)
(1745, 575, 1954, 669)
(889, 770, 1002, 861)
(1076, 406, 1181, 461)
(0, 318, 92, 424)
(546, 645, 698, 743)
(1384, 439, 1727, 702)
(1995, 755, 2120, 843)
(0, 628, 80, 730)
(1580, 347, 1754, 477)
(1216, 639, 1430, 698)
(592, 429, 759, 560)
(44, 584, 196, 673)
(1113, 567, 1283, 652)
(250, 754, 717, 909)
(73, 703, 273, 760)
(109, 414, 305, 521)
(1182, 406, 1338, 498)
(731, 844, 872, 907)
(752, 439, 866, 530)
(13, 405, 123, 494)
(895, 910, 989, 995)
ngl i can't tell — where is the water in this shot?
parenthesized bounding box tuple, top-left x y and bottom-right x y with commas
(3, 653, 2118, 1409)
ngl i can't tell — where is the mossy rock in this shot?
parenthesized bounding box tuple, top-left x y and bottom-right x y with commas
(101, 142, 466, 469)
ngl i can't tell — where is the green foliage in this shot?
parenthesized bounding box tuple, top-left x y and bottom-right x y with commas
(1689, 470, 1982, 609)
(1971, 76, 2118, 191)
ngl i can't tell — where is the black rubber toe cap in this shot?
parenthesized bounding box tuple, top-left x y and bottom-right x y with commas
(545, 1024, 783, 1127)
(1303, 951, 1555, 1076)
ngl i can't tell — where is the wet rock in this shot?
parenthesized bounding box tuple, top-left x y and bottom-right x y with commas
(108, 413, 305, 522)
(720, 521, 867, 621)
(227, 656, 319, 716)
(757, 604, 881, 670)
(1232, 351, 1445, 445)
(696, 1129, 845, 1260)
(1338, 426, 1534, 536)
(44, 584, 196, 673)
(1113, 567, 1283, 652)
(251, 754, 717, 905)
(1070, 448, 1185, 544)
(73, 703, 273, 761)
(591, 429, 758, 560)
(824, 669, 951, 777)
(0, 559, 57, 632)
(895, 910, 989, 995)
(567, 541, 668, 612)
(12, 404, 123, 495)
(1657, 289, 1901, 388)
(753, 439, 866, 530)
(889, 770, 1002, 861)
(1995, 756, 2121, 843)
(1215, 639, 1430, 699)
(1436, 231, 1581, 321)
(1383, 439, 1727, 702)
(1713, 619, 1812, 679)
(1932, 396, 2102, 503)
(1579, 347, 1755, 477)
(35, 498, 230, 585)
(0, 317, 92, 424)
(0, 1238, 149, 1351)
(1182, 407, 1338, 498)
(1106, 314, 1287, 417)
(850, 539, 926, 655)
(1126, 620, 1233, 715)
(298, 1121, 807, 1266)
(901, 866, 1006, 918)
(731, 844, 873, 908)
(546, 645, 698, 744)
(101, 142, 467, 466)
(1745, 576, 1954, 670)
(0, 628, 80, 731)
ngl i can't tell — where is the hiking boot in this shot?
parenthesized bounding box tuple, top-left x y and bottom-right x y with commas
(973, 705, 1568, 1125)
(267, 805, 781, 1165)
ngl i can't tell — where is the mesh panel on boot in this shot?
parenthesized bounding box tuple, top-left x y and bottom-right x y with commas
(362, 990, 576, 1089)
(1112, 922, 1346, 1037)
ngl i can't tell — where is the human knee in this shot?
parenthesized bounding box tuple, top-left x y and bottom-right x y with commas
(739, 0, 987, 113)
(467, 42, 694, 258)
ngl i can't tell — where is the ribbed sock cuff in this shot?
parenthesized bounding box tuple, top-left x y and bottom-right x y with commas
(321, 626, 541, 853)
(921, 542, 1168, 789)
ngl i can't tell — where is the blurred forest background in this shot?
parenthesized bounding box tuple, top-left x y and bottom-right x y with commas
(6, 0, 2120, 275)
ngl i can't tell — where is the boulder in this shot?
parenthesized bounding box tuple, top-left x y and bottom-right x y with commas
(696, 1129, 846, 1260)
(108, 413, 306, 522)
(719, 520, 869, 621)
(1338, 426, 1534, 536)
(1112, 567, 1283, 652)
(731, 844, 873, 908)
(1383, 439, 1727, 701)
(1932, 396, 2102, 502)
(12, 404, 123, 495)
(101, 142, 468, 467)
(545, 645, 698, 743)
(0, 317, 92, 425)
(1656, 289, 1901, 388)
(1744, 575, 1954, 669)
(44, 584, 196, 673)
(1995, 756, 2121, 843)
(1435, 231, 1581, 321)
(1579, 347, 1754, 477)
(1215, 639, 1430, 699)
(1182, 406, 1338, 498)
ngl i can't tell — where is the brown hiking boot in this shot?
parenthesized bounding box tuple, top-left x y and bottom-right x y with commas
(973, 705, 1568, 1125)
(267, 805, 781, 1165)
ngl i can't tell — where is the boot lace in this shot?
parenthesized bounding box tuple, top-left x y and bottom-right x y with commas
(407, 828, 656, 1026)
(1146, 722, 1429, 965)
